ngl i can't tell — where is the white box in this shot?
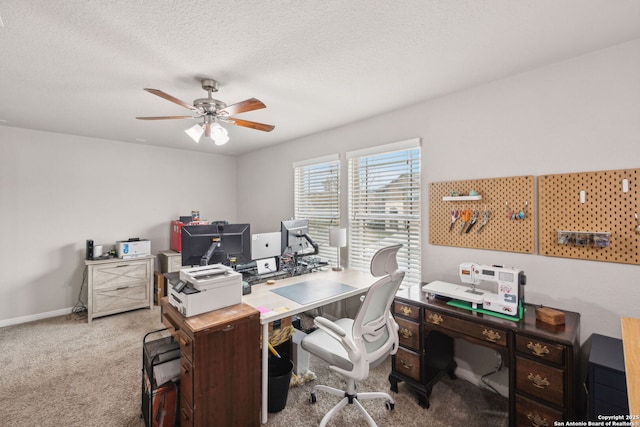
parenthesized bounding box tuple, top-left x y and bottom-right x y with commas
(292, 329, 310, 376)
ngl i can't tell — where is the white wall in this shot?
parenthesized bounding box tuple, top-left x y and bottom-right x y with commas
(238, 38, 640, 348)
(0, 127, 238, 324)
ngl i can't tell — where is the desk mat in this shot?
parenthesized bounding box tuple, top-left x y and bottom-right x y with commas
(270, 280, 356, 305)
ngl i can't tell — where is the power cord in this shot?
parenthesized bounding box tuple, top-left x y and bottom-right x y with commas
(480, 352, 503, 395)
(72, 266, 88, 316)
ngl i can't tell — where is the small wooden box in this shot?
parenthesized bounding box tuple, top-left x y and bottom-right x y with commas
(535, 307, 566, 325)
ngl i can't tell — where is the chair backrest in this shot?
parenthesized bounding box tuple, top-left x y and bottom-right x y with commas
(351, 244, 404, 374)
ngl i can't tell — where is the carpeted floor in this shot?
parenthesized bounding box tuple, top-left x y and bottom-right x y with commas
(0, 308, 507, 426)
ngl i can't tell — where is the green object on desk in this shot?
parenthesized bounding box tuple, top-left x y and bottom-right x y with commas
(446, 299, 524, 321)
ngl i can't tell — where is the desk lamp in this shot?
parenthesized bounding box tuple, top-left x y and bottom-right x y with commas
(329, 227, 347, 271)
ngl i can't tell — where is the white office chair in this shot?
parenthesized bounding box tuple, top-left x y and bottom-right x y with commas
(301, 244, 405, 427)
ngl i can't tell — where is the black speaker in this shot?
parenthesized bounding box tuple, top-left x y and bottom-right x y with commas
(86, 239, 94, 260)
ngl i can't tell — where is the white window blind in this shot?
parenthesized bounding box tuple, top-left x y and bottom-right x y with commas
(347, 140, 421, 286)
(294, 156, 340, 264)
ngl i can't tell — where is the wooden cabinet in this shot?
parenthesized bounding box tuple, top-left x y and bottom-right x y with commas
(161, 298, 261, 426)
(391, 285, 582, 426)
(158, 250, 182, 273)
(85, 255, 154, 323)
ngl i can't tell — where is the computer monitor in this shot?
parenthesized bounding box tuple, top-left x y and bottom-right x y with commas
(181, 223, 251, 266)
(280, 219, 318, 257)
(251, 232, 282, 260)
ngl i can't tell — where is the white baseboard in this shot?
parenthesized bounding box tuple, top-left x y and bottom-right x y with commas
(454, 364, 509, 398)
(0, 307, 74, 328)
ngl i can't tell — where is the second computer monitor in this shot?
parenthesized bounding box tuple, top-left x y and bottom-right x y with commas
(281, 219, 310, 256)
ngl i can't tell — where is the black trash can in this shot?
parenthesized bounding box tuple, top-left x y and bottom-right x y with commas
(268, 357, 294, 413)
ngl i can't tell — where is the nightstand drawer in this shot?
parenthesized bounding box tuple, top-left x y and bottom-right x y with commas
(516, 393, 564, 427)
(516, 334, 565, 365)
(516, 356, 564, 405)
(394, 302, 420, 321)
(396, 317, 420, 351)
(424, 310, 507, 347)
(394, 347, 421, 382)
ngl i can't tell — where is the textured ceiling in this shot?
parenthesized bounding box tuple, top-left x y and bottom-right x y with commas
(1, 1, 639, 155)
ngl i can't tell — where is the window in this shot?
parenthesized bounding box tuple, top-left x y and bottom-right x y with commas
(293, 154, 340, 264)
(347, 139, 421, 286)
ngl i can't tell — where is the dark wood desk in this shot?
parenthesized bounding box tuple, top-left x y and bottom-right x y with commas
(390, 285, 582, 427)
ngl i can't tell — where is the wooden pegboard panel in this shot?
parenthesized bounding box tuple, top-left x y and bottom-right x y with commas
(429, 176, 535, 253)
(538, 169, 640, 264)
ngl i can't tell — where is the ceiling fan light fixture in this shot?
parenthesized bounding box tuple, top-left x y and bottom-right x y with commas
(185, 123, 204, 143)
(210, 122, 229, 145)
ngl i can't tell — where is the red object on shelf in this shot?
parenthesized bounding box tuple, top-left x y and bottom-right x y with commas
(170, 220, 209, 252)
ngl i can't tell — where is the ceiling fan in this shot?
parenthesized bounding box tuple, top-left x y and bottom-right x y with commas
(136, 78, 275, 145)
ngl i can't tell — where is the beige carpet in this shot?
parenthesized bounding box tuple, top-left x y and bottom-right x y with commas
(0, 308, 507, 426)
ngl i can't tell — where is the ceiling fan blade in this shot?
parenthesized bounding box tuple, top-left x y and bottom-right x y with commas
(136, 115, 195, 120)
(224, 117, 275, 132)
(219, 98, 266, 116)
(143, 88, 200, 112)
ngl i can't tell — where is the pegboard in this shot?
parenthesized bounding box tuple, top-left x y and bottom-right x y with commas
(429, 176, 535, 253)
(538, 169, 640, 264)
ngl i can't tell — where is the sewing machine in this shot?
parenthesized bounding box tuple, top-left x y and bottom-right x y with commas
(422, 263, 526, 318)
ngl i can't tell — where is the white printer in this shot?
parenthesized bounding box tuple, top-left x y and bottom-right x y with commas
(168, 264, 242, 317)
(115, 239, 151, 259)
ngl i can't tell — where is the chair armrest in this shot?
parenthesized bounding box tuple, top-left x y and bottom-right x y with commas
(315, 316, 346, 337)
(313, 316, 360, 361)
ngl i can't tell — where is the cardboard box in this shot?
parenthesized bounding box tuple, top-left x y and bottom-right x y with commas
(154, 272, 164, 305)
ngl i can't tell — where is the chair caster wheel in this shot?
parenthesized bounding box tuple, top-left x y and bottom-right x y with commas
(310, 392, 317, 404)
(385, 400, 394, 411)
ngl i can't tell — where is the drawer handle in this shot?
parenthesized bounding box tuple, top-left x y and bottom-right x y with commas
(181, 364, 189, 375)
(527, 412, 549, 427)
(399, 328, 413, 339)
(482, 329, 501, 342)
(115, 286, 129, 290)
(222, 324, 236, 332)
(181, 408, 190, 421)
(400, 359, 413, 370)
(180, 336, 191, 348)
(527, 342, 550, 358)
(527, 373, 550, 389)
(399, 305, 413, 316)
(427, 313, 443, 325)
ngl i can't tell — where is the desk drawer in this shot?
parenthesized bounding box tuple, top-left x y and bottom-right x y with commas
(516, 334, 565, 365)
(424, 310, 507, 347)
(516, 356, 564, 405)
(179, 331, 193, 364)
(394, 347, 421, 382)
(394, 302, 420, 321)
(180, 358, 194, 405)
(91, 261, 150, 290)
(396, 317, 420, 351)
(516, 393, 563, 427)
(180, 396, 194, 427)
(93, 283, 148, 314)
